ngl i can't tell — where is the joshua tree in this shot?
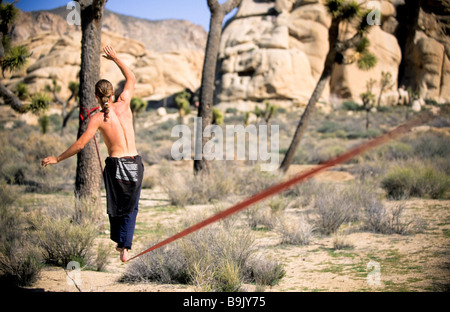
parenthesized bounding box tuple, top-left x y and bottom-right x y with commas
(361, 78, 376, 130)
(377, 71, 393, 108)
(279, 0, 377, 173)
(46, 78, 80, 135)
(212, 107, 224, 125)
(194, 0, 242, 175)
(130, 96, 146, 129)
(0, 1, 31, 113)
(175, 89, 192, 124)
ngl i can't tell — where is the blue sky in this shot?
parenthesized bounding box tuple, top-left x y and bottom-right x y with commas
(10, 0, 234, 31)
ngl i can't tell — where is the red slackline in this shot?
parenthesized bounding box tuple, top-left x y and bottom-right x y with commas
(126, 112, 434, 262)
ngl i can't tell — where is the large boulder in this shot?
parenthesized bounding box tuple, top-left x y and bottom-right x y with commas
(216, 0, 330, 104)
(330, 26, 402, 105)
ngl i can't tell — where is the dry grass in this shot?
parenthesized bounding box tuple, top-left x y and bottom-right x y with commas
(121, 209, 285, 291)
(276, 215, 315, 245)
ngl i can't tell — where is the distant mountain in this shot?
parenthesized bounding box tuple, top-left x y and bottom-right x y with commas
(10, 6, 207, 53)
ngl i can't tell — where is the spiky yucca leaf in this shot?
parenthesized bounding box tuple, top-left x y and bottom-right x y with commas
(28, 92, 51, 115)
(355, 36, 370, 53)
(340, 0, 360, 20)
(1, 45, 29, 75)
(357, 51, 378, 71)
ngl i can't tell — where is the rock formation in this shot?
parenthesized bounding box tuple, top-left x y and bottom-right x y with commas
(3, 8, 207, 102)
(215, 0, 450, 106)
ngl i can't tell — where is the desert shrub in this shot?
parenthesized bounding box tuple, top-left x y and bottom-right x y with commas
(283, 179, 317, 207)
(30, 198, 98, 267)
(317, 121, 343, 134)
(375, 141, 414, 161)
(38, 115, 50, 134)
(225, 107, 238, 115)
(429, 116, 450, 128)
(363, 197, 388, 233)
(160, 162, 235, 206)
(381, 162, 449, 199)
(92, 242, 111, 272)
(291, 137, 317, 164)
(312, 184, 355, 235)
(211, 259, 241, 292)
(0, 244, 42, 288)
(234, 164, 284, 196)
(0, 129, 76, 192)
(15, 82, 29, 100)
(245, 204, 277, 231)
(268, 195, 288, 213)
(121, 211, 285, 291)
(346, 128, 381, 139)
(311, 141, 346, 163)
(212, 108, 224, 125)
(142, 174, 156, 189)
(245, 195, 290, 231)
(32, 216, 96, 267)
(0, 185, 42, 287)
(332, 230, 354, 250)
(160, 162, 284, 207)
(244, 254, 286, 287)
(120, 243, 189, 284)
(342, 101, 364, 111)
(276, 215, 314, 245)
(364, 201, 423, 235)
(72, 196, 105, 228)
(310, 180, 381, 234)
(410, 131, 450, 160)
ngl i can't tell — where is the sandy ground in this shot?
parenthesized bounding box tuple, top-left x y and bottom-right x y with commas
(24, 164, 450, 292)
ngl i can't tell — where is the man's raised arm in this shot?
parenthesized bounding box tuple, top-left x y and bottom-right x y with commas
(102, 45, 135, 104)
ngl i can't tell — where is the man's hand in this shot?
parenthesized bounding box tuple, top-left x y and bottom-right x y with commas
(41, 156, 58, 167)
(102, 45, 118, 61)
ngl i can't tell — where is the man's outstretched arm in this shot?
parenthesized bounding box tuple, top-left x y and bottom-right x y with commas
(102, 45, 135, 104)
(41, 117, 101, 166)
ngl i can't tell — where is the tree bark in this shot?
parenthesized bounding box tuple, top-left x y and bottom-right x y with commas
(74, 0, 106, 203)
(279, 19, 340, 173)
(0, 81, 27, 113)
(194, 0, 241, 175)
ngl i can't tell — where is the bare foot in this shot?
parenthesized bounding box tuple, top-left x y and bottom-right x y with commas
(120, 248, 129, 262)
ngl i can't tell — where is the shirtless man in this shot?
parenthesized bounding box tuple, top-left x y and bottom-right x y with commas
(41, 45, 144, 262)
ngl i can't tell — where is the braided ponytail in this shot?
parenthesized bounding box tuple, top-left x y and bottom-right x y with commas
(102, 102, 110, 121)
(95, 79, 113, 122)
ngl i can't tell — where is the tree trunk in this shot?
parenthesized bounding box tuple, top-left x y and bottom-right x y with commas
(279, 19, 340, 173)
(376, 85, 384, 108)
(74, 0, 106, 203)
(193, 0, 241, 175)
(366, 109, 370, 130)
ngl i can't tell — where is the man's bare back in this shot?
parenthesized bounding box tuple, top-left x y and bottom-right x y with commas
(97, 98, 138, 158)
